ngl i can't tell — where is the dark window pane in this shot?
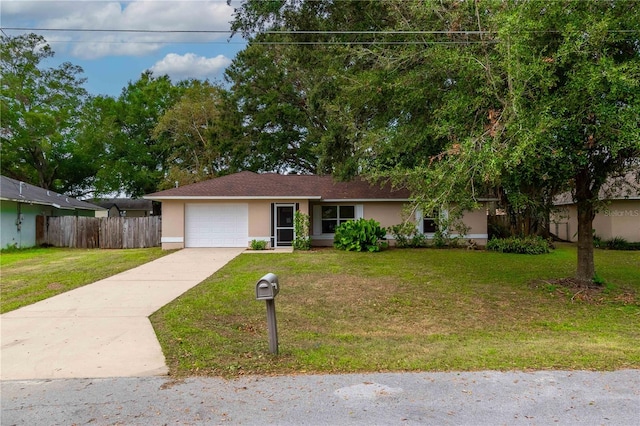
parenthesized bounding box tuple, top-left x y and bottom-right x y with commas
(423, 218, 438, 233)
(322, 206, 337, 219)
(277, 229, 293, 245)
(339, 205, 355, 219)
(277, 206, 294, 227)
(322, 220, 337, 233)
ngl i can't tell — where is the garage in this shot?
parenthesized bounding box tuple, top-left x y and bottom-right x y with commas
(185, 203, 248, 247)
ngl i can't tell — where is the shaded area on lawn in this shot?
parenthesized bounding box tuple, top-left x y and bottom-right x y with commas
(151, 245, 640, 377)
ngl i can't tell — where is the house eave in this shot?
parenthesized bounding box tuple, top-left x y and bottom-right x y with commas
(319, 198, 412, 202)
(144, 195, 323, 201)
(0, 196, 104, 211)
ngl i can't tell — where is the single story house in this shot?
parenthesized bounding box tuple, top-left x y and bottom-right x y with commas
(551, 174, 640, 243)
(94, 198, 155, 218)
(144, 171, 490, 250)
(0, 175, 105, 249)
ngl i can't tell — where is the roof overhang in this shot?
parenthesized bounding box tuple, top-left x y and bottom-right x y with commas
(0, 196, 104, 211)
(144, 195, 323, 201)
(320, 198, 412, 202)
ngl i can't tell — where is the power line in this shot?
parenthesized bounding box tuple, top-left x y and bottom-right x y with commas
(3, 27, 638, 35)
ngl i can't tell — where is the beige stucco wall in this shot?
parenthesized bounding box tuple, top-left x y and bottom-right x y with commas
(159, 199, 311, 249)
(247, 200, 310, 241)
(158, 198, 490, 249)
(551, 200, 640, 242)
(607, 201, 640, 241)
(363, 202, 406, 229)
(159, 200, 185, 249)
(309, 201, 488, 246)
(459, 206, 488, 238)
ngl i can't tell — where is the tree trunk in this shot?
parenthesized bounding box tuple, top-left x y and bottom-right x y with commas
(575, 170, 596, 283)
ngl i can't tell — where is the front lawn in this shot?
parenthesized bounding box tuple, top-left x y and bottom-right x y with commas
(151, 245, 640, 377)
(0, 247, 170, 313)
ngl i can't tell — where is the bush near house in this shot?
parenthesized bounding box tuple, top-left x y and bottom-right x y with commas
(594, 236, 640, 251)
(389, 222, 428, 248)
(334, 218, 386, 252)
(486, 236, 551, 254)
(292, 211, 311, 251)
(250, 240, 268, 250)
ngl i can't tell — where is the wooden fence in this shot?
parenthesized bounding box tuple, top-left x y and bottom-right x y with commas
(36, 216, 161, 249)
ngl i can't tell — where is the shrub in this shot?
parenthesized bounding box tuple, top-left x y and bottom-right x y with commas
(593, 234, 604, 248)
(389, 222, 427, 248)
(334, 218, 386, 252)
(602, 237, 640, 251)
(250, 239, 268, 250)
(292, 211, 311, 250)
(486, 236, 551, 254)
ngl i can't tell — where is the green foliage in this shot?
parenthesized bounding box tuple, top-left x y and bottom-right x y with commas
(152, 81, 244, 190)
(598, 237, 640, 251)
(250, 239, 268, 250)
(1, 33, 89, 192)
(333, 218, 386, 252)
(389, 222, 427, 248)
(486, 236, 551, 255)
(592, 273, 607, 286)
(292, 211, 311, 250)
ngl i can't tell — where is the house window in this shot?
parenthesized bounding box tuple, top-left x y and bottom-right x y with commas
(423, 211, 438, 233)
(321, 205, 355, 233)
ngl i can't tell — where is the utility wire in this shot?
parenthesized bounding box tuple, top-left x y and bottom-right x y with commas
(3, 27, 639, 35)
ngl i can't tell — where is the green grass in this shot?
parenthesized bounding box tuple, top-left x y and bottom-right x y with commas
(151, 244, 640, 377)
(0, 247, 171, 313)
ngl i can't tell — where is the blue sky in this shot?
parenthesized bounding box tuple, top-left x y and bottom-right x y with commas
(1, 0, 247, 97)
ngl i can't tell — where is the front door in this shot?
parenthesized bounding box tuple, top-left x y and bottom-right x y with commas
(274, 204, 295, 247)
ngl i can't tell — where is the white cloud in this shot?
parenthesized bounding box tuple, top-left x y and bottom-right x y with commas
(1, 1, 236, 59)
(149, 52, 232, 81)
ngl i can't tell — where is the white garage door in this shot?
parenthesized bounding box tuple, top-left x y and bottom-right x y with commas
(185, 203, 248, 247)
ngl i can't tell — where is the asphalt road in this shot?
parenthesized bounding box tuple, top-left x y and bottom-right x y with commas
(2, 370, 639, 425)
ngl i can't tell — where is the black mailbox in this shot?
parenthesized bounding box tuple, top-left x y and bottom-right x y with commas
(255, 273, 279, 300)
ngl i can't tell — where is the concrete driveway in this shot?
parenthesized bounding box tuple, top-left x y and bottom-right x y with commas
(0, 248, 244, 381)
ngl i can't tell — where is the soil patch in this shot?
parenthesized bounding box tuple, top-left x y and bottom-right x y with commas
(531, 278, 637, 305)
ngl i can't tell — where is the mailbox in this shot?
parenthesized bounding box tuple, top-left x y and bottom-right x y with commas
(255, 273, 279, 300)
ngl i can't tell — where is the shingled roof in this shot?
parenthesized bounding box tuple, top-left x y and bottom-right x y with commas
(554, 171, 640, 205)
(145, 171, 411, 200)
(0, 175, 104, 211)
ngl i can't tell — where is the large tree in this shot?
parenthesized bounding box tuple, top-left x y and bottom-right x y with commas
(77, 72, 186, 197)
(372, 1, 640, 282)
(1, 33, 88, 191)
(152, 81, 244, 188)
(227, 0, 399, 177)
(230, 0, 640, 282)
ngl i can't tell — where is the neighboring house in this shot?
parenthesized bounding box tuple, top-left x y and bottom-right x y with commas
(94, 198, 155, 218)
(551, 174, 640, 243)
(144, 171, 490, 249)
(0, 176, 105, 249)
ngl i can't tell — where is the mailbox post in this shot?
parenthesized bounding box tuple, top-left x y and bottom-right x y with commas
(255, 273, 279, 355)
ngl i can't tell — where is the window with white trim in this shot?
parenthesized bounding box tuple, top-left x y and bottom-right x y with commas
(417, 208, 441, 234)
(321, 205, 355, 233)
(423, 211, 438, 233)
